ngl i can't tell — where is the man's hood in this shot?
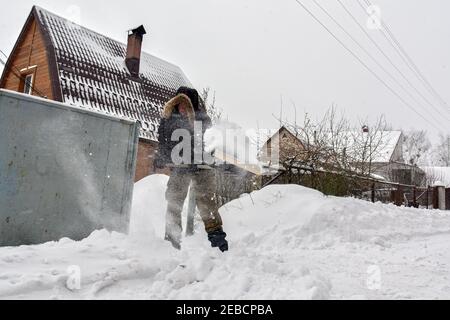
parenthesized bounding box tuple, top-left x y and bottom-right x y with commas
(162, 93, 195, 126)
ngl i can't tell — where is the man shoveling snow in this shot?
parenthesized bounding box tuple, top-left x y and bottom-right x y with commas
(154, 87, 228, 252)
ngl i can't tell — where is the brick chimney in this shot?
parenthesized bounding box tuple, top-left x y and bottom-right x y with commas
(125, 25, 147, 78)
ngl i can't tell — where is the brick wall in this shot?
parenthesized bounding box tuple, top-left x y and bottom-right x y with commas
(135, 139, 156, 181)
(134, 139, 171, 181)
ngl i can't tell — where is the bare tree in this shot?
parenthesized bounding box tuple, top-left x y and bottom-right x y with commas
(266, 106, 389, 195)
(345, 115, 388, 176)
(277, 107, 387, 175)
(201, 87, 223, 125)
(402, 130, 431, 166)
(433, 133, 450, 166)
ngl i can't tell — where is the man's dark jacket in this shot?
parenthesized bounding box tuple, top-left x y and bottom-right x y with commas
(154, 92, 212, 169)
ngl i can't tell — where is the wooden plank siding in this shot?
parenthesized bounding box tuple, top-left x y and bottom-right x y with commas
(0, 16, 55, 100)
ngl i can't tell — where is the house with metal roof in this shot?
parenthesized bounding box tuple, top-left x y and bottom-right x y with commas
(0, 6, 191, 181)
(261, 126, 425, 185)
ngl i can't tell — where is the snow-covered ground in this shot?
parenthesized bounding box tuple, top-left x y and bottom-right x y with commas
(1, 175, 450, 300)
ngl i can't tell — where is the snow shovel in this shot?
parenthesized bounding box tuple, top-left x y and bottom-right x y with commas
(186, 181, 196, 236)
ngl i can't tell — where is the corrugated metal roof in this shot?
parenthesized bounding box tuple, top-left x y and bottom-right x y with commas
(35, 6, 191, 141)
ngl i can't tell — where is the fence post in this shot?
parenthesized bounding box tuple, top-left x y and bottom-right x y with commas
(413, 187, 417, 208)
(433, 183, 446, 210)
(371, 183, 375, 203)
(446, 188, 450, 210)
(394, 186, 403, 206)
(426, 186, 430, 209)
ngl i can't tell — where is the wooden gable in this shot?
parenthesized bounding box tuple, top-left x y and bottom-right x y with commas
(0, 8, 61, 101)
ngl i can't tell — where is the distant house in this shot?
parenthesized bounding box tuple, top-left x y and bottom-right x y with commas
(0, 6, 191, 181)
(260, 126, 425, 186)
(258, 126, 305, 165)
(347, 130, 425, 186)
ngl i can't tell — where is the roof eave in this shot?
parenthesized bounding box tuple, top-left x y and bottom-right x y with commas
(0, 7, 35, 87)
(32, 6, 63, 102)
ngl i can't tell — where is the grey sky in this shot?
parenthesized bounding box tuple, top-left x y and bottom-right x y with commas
(1, 0, 449, 140)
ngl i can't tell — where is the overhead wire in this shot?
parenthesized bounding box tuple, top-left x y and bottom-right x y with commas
(336, 0, 449, 125)
(359, 0, 450, 111)
(292, 0, 446, 132)
(310, 0, 450, 125)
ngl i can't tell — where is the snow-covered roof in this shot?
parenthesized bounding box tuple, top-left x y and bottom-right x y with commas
(34, 6, 191, 141)
(421, 167, 450, 187)
(343, 131, 403, 163)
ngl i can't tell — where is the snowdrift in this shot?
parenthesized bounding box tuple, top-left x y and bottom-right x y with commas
(1, 174, 450, 299)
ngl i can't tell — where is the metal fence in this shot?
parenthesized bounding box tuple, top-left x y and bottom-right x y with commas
(351, 180, 435, 209)
(0, 90, 139, 246)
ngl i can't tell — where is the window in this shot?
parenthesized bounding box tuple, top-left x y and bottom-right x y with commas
(23, 74, 34, 95)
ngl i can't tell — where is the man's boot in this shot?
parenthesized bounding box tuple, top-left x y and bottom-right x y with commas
(207, 228, 228, 252)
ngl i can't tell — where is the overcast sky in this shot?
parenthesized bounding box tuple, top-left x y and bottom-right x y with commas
(1, 0, 449, 140)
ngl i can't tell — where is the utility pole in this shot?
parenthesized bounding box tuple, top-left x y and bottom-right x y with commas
(362, 125, 370, 174)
